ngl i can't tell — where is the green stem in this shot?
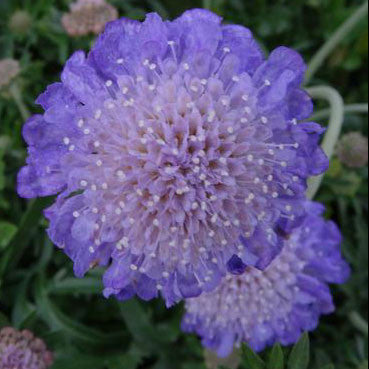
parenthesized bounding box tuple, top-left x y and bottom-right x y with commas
(9, 82, 31, 121)
(312, 103, 368, 121)
(349, 312, 369, 336)
(306, 86, 344, 199)
(306, 1, 368, 84)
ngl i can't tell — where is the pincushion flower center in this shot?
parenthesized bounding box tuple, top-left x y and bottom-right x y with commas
(67, 43, 300, 259)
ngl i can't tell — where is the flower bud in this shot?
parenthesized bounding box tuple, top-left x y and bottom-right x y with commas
(62, 0, 118, 37)
(9, 10, 32, 35)
(337, 132, 368, 168)
(0, 327, 53, 369)
(0, 59, 20, 89)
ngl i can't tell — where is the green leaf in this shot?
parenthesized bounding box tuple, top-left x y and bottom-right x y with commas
(118, 299, 174, 354)
(267, 344, 284, 369)
(0, 311, 9, 328)
(320, 365, 335, 369)
(0, 197, 53, 277)
(358, 361, 368, 369)
(11, 277, 37, 329)
(0, 221, 17, 250)
(35, 275, 124, 345)
(51, 355, 105, 369)
(106, 350, 143, 369)
(242, 345, 265, 369)
(50, 277, 103, 295)
(287, 333, 310, 369)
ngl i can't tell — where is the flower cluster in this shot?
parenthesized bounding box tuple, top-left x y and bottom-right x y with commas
(62, 0, 118, 37)
(0, 327, 53, 369)
(182, 202, 350, 357)
(18, 9, 328, 307)
(0, 59, 20, 89)
(337, 132, 368, 168)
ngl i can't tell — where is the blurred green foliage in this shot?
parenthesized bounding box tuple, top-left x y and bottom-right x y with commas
(0, 0, 368, 368)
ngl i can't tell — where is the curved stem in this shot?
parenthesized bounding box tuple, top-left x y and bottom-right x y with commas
(9, 82, 31, 121)
(305, 1, 368, 84)
(306, 86, 344, 199)
(312, 103, 368, 121)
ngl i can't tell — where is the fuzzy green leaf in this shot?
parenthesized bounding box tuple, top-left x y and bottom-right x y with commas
(0, 221, 17, 250)
(267, 344, 284, 369)
(242, 345, 265, 369)
(287, 334, 310, 369)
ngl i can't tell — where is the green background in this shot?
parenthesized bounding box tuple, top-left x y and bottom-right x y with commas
(0, 1, 368, 368)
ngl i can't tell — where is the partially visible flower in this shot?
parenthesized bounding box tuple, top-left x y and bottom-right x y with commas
(0, 59, 20, 89)
(182, 202, 350, 357)
(62, 0, 118, 37)
(9, 10, 32, 35)
(337, 132, 368, 168)
(18, 10, 328, 307)
(0, 327, 53, 369)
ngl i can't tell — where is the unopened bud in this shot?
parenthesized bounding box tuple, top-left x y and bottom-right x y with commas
(337, 132, 368, 168)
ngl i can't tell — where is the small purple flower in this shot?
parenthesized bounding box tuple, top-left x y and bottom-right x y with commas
(0, 327, 54, 369)
(18, 10, 328, 306)
(182, 202, 350, 357)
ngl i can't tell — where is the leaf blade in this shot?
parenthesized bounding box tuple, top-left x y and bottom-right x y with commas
(288, 333, 310, 369)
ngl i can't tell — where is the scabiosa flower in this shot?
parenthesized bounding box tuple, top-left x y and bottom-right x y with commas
(18, 10, 328, 306)
(62, 0, 118, 37)
(182, 202, 350, 357)
(0, 59, 20, 90)
(337, 132, 368, 168)
(0, 327, 53, 369)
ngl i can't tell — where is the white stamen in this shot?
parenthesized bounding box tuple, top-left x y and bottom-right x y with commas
(153, 195, 160, 203)
(95, 110, 102, 120)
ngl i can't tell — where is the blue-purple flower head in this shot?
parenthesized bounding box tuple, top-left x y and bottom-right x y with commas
(18, 9, 328, 306)
(0, 327, 54, 369)
(182, 202, 350, 357)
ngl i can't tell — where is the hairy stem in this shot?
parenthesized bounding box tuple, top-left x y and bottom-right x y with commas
(306, 86, 344, 199)
(306, 1, 368, 84)
(9, 82, 31, 121)
(312, 103, 368, 121)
